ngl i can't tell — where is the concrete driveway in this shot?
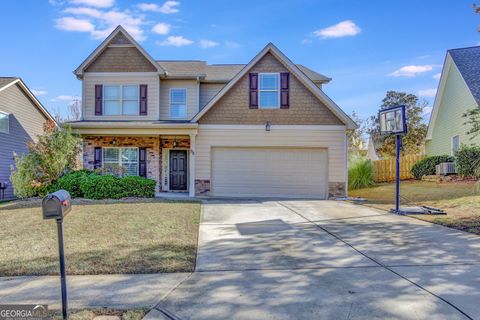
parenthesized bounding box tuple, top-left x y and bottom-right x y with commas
(152, 200, 480, 320)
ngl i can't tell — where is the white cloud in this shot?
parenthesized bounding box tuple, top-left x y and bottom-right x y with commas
(69, 0, 114, 8)
(225, 41, 241, 48)
(31, 89, 48, 96)
(157, 35, 193, 46)
(159, 1, 180, 14)
(152, 22, 171, 35)
(199, 39, 219, 48)
(138, 1, 179, 13)
(433, 73, 442, 80)
(423, 106, 433, 115)
(51, 95, 80, 102)
(55, 17, 95, 32)
(313, 20, 361, 39)
(388, 65, 434, 77)
(418, 88, 437, 97)
(63, 7, 102, 18)
(57, 7, 146, 40)
(301, 39, 312, 45)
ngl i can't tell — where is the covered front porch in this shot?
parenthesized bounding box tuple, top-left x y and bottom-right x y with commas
(71, 122, 198, 197)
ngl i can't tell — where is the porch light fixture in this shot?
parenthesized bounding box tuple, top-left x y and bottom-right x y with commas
(111, 138, 117, 145)
(265, 121, 271, 131)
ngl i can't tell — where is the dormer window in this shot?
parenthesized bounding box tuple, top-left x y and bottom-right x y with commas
(259, 73, 280, 109)
(104, 85, 139, 115)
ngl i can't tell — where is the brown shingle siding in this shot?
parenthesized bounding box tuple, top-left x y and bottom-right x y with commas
(85, 47, 158, 72)
(199, 53, 343, 125)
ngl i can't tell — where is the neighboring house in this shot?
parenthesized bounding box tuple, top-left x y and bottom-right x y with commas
(366, 136, 380, 161)
(0, 77, 56, 200)
(69, 26, 356, 199)
(426, 46, 480, 156)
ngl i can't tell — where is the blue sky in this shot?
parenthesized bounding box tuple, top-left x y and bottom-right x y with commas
(0, 0, 479, 120)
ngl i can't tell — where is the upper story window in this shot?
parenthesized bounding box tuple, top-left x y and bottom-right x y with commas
(0, 111, 9, 134)
(104, 85, 139, 115)
(259, 73, 280, 109)
(452, 135, 460, 155)
(170, 88, 187, 118)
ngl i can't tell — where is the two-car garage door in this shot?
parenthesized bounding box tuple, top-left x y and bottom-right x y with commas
(211, 147, 328, 199)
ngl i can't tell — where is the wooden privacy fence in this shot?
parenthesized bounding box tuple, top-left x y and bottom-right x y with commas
(373, 154, 425, 182)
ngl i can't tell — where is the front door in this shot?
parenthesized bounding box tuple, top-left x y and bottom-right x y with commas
(169, 150, 188, 191)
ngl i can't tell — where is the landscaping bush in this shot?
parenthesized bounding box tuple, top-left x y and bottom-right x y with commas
(120, 176, 156, 198)
(80, 174, 124, 200)
(455, 145, 480, 177)
(411, 155, 454, 180)
(50, 169, 95, 197)
(348, 158, 375, 190)
(79, 174, 156, 199)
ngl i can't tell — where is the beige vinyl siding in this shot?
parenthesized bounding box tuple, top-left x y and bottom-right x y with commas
(426, 60, 480, 155)
(160, 80, 198, 120)
(83, 73, 159, 121)
(0, 84, 48, 199)
(211, 147, 328, 198)
(195, 125, 346, 184)
(199, 83, 224, 110)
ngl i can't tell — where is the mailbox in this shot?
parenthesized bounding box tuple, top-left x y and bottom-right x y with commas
(42, 190, 72, 220)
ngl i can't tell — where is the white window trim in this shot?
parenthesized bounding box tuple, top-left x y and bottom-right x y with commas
(258, 73, 280, 109)
(103, 84, 140, 116)
(103, 147, 139, 176)
(0, 110, 9, 134)
(451, 135, 460, 156)
(170, 88, 188, 119)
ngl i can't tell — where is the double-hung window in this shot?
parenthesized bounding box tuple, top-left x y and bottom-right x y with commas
(104, 85, 139, 115)
(451, 135, 460, 155)
(259, 73, 280, 109)
(0, 111, 9, 134)
(103, 147, 138, 176)
(170, 88, 187, 119)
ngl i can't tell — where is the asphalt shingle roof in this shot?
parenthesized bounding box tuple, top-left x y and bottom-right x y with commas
(449, 46, 480, 104)
(156, 61, 330, 83)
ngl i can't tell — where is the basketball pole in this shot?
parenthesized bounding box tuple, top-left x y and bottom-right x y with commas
(394, 134, 401, 213)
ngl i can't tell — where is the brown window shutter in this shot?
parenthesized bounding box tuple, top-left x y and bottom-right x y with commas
(139, 85, 148, 115)
(94, 147, 102, 169)
(139, 148, 147, 177)
(95, 85, 103, 115)
(249, 73, 258, 109)
(280, 72, 289, 109)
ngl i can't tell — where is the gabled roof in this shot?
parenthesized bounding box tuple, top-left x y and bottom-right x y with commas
(191, 43, 357, 129)
(0, 77, 57, 124)
(448, 46, 480, 104)
(74, 25, 165, 78)
(156, 60, 331, 83)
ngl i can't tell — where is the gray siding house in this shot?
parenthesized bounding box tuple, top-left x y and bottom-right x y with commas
(0, 77, 56, 200)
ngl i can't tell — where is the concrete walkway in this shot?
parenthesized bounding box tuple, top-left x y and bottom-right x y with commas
(0, 273, 189, 309)
(149, 199, 480, 320)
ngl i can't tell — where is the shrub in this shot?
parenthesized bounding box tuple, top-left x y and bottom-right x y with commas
(50, 169, 95, 197)
(10, 125, 80, 198)
(120, 176, 156, 198)
(80, 174, 124, 200)
(79, 174, 156, 199)
(455, 145, 480, 177)
(348, 158, 375, 190)
(411, 155, 454, 180)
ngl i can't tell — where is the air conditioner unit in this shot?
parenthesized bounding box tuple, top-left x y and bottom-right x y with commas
(436, 162, 456, 176)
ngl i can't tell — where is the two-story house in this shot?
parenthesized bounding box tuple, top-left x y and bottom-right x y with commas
(70, 26, 356, 199)
(0, 77, 56, 200)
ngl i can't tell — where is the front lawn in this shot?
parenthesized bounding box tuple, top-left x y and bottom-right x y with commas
(349, 180, 480, 235)
(0, 199, 200, 276)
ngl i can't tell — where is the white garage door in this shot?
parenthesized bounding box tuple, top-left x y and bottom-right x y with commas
(211, 147, 328, 198)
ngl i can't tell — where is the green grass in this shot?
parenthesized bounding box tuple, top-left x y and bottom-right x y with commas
(0, 198, 200, 276)
(350, 180, 480, 234)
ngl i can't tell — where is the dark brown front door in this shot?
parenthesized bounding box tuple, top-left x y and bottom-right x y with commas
(169, 150, 187, 191)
